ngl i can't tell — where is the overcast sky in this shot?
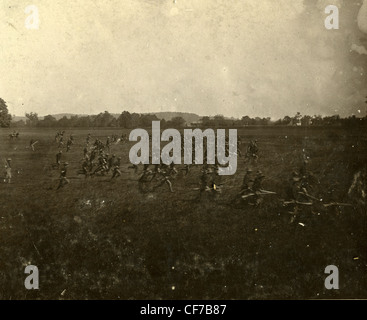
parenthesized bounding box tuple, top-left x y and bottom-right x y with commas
(1, 0, 366, 119)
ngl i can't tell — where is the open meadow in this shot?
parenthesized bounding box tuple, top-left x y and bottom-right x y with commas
(0, 125, 367, 299)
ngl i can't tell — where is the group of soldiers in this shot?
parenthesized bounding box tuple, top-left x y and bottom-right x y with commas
(55, 131, 75, 151)
(136, 163, 178, 193)
(54, 133, 125, 189)
(238, 168, 268, 205)
(237, 158, 316, 208)
(4, 130, 320, 208)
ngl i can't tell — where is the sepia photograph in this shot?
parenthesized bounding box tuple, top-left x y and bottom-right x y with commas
(1, 0, 367, 302)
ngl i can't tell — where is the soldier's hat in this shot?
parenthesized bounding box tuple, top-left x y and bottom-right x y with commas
(117, 157, 121, 160)
(64, 162, 69, 166)
(112, 154, 116, 157)
(246, 168, 252, 173)
(7, 158, 11, 161)
(293, 176, 301, 181)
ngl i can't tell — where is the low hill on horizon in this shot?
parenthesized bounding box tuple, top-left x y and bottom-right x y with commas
(11, 111, 202, 125)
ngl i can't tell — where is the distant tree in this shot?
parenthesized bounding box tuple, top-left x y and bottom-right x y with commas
(241, 116, 251, 126)
(117, 111, 132, 128)
(301, 115, 312, 126)
(69, 115, 80, 127)
(25, 112, 39, 126)
(311, 115, 323, 126)
(0, 98, 12, 127)
(201, 116, 211, 127)
(39, 114, 57, 127)
(160, 118, 167, 128)
(75, 116, 92, 127)
(93, 111, 115, 127)
(253, 117, 262, 125)
(213, 114, 225, 127)
(58, 116, 70, 127)
(274, 118, 282, 126)
(12, 119, 26, 127)
(130, 113, 141, 128)
(169, 116, 186, 128)
(291, 112, 302, 125)
(140, 114, 159, 127)
(282, 115, 292, 125)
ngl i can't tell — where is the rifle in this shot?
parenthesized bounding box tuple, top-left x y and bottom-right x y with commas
(323, 202, 353, 208)
(283, 200, 313, 206)
(298, 191, 319, 201)
(241, 190, 276, 199)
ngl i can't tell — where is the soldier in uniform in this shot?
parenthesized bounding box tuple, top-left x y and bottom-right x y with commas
(168, 163, 178, 177)
(57, 162, 70, 190)
(154, 165, 174, 193)
(246, 139, 259, 161)
(111, 164, 122, 179)
(252, 170, 265, 192)
(86, 133, 91, 146)
(182, 164, 191, 176)
(92, 155, 108, 176)
(83, 146, 89, 159)
(78, 159, 91, 178)
(198, 167, 210, 199)
(138, 165, 152, 192)
(106, 137, 111, 153)
(240, 168, 254, 195)
(30, 139, 38, 151)
(4, 158, 12, 184)
(66, 137, 73, 152)
(291, 172, 302, 201)
(107, 154, 116, 173)
(250, 170, 266, 206)
(128, 163, 139, 174)
(58, 136, 64, 148)
(237, 140, 242, 157)
(56, 150, 63, 168)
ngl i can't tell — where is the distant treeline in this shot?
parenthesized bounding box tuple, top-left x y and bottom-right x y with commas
(10, 110, 367, 128)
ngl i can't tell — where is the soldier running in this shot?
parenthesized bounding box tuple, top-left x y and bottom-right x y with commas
(107, 154, 116, 173)
(66, 137, 73, 152)
(4, 158, 12, 183)
(240, 168, 254, 195)
(56, 150, 63, 168)
(58, 136, 64, 148)
(30, 139, 38, 151)
(154, 165, 174, 193)
(57, 162, 70, 190)
(128, 163, 139, 174)
(78, 159, 91, 178)
(111, 164, 122, 179)
(106, 137, 111, 153)
(86, 133, 91, 146)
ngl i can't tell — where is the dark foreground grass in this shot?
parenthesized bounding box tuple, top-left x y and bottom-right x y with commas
(0, 126, 366, 299)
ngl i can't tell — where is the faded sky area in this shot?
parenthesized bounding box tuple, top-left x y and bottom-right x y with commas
(0, 0, 366, 119)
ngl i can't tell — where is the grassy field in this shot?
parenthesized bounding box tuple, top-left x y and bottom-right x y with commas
(0, 125, 366, 300)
